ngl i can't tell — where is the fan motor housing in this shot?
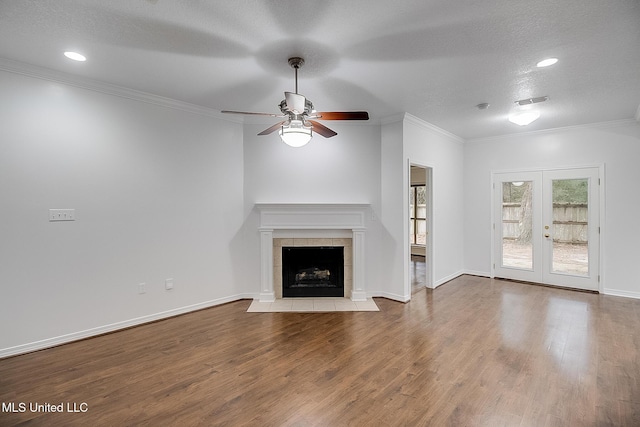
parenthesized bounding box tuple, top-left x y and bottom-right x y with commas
(288, 57, 305, 69)
(279, 98, 314, 116)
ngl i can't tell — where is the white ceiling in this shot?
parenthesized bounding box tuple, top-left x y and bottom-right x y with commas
(1, 0, 639, 140)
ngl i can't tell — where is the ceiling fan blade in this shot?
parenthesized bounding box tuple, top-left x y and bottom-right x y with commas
(221, 110, 282, 117)
(258, 120, 288, 136)
(309, 120, 338, 138)
(315, 111, 369, 120)
(284, 92, 306, 114)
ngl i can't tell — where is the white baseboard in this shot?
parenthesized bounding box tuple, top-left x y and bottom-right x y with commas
(602, 288, 640, 300)
(0, 294, 255, 359)
(463, 270, 491, 278)
(369, 291, 410, 303)
(434, 270, 466, 288)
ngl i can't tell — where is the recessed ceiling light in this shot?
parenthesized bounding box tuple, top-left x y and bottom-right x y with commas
(508, 111, 541, 126)
(536, 58, 558, 67)
(64, 51, 86, 62)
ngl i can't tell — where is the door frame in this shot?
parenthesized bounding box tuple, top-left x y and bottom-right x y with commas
(407, 161, 433, 293)
(490, 164, 605, 293)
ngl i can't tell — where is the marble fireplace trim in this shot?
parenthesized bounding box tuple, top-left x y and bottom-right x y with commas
(256, 204, 368, 302)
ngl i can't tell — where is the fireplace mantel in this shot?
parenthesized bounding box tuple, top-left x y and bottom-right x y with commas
(256, 203, 369, 302)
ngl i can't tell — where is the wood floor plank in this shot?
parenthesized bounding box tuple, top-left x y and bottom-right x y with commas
(2, 276, 640, 426)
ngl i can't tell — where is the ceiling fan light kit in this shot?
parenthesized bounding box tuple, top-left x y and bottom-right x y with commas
(279, 120, 313, 147)
(222, 57, 369, 147)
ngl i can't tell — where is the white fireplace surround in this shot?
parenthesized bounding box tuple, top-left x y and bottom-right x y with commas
(256, 203, 369, 302)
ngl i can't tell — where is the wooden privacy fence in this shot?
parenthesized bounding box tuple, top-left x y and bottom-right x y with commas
(502, 203, 588, 244)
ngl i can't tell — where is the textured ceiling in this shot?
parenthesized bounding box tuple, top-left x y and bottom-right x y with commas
(1, 0, 639, 139)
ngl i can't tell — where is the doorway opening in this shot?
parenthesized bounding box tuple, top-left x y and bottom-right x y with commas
(409, 164, 433, 294)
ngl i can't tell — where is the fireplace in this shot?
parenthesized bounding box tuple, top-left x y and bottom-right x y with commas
(256, 203, 369, 302)
(282, 246, 344, 297)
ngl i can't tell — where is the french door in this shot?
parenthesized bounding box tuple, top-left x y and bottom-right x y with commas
(493, 167, 600, 291)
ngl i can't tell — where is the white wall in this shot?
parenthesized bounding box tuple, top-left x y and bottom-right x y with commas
(380, 119, 406, 300)
(240, 122, 384, 297)
(379, 114, 465, 301)
(463, 121, 640, 297)
(0, 70, 245, 356)
(243, 123, 382, 206)
(403, 115, 465, 288)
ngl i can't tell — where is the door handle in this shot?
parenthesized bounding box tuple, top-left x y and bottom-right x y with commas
(544, 234, 550, 238)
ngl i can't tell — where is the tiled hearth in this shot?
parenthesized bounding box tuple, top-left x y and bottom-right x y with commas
(247, 297, 379, 312)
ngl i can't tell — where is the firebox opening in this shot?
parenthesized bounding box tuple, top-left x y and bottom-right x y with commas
(282, 246, 344, 297)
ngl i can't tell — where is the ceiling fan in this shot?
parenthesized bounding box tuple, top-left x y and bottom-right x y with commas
(222, 57, 369, 147)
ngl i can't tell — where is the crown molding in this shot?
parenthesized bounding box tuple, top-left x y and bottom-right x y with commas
(0, 57, 235, 121)
(402, 113, 465, 143)
(467, 118, 639, 144)
(380, 113, 405, 125)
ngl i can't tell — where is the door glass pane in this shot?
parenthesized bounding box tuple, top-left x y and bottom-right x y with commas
(552, 179, 589, 275)
(416, 186, 427, 245)
(502, 181, 533, 269)
(410, 220, 415, 244)
(410, 186, 427, 245)
(416, 219, 427, 244)
(409, 187, 415, 218)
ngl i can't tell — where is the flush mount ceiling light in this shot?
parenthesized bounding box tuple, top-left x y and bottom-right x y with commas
(64, 51, 86, 61)
(508, 111, 541, 126)
(537, 58, 558, 67)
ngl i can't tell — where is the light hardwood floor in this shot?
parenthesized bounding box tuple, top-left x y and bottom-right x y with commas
(1, 275, 639, 426)
(411, 255, 427, 294)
